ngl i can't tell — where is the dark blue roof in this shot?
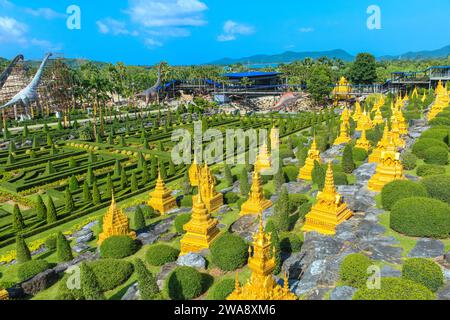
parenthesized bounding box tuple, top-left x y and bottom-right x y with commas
(222, 71, 281, 78)
(426, 65, 450, 70)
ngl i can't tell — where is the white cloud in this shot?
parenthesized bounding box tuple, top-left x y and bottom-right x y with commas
(299, 27, 314, 33)
(30, 38, 62, 51)
(127, 0, 207, 27)
(96, 18, 139, 36)
(144, 38, 163, 48)
(217, 20, 255, 42)
(0, 0, 13, 9)
(24, 8, 66, 20)
(0, 16, 28, 43)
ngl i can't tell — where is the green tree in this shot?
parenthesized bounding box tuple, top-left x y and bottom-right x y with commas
(36, 195, 46, 220)
(131, 171, 138, 192)
(182, 171, 191, 195)
(46, 133, 53, 146)
(83, 180, 92, 202)
(46, 196, 57, 224)
(273, 187, 290, 232)
(349, 53, 377, 84)
(12, 204, 25, 231)
(105, 174, 114, 199)
(159, 161, 167, 179)
(224, 164, 233, 187)
(92, 183, 101, 205)
(80, 263, 105, 300)
(87, 165, 95, 185)
(307, 64, 333, 104)
(239, 167, 250, 196)
(134, 258, 160, 300)
(265, 220, 281, 274)
(15, 234, 31, 264)
(296, 147, 308, 167)
(133, 206, 146, 231)
(45, 160, 55, 175)
(342, 144, 355, 173)
(150, 157, 158, 179)
(120, 169, 129, 189)
(69, 175, 79, 191)
(114, 159, 122, 177)
(273, 168, 286, 192)
(168, 159, 176, 176)
(64, 187, 75, 212)
(56, 232, 73, 262)
(312, 161, 326, 190)
(142, 164, 150, 184)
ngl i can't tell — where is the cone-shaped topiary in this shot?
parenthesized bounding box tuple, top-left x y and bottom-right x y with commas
(342, 144, 355, 173)
(69, 175, 79, 191)
(80, 262, 105, 300)
(64, 187, 75, 212)
(46, 196, 57, 224)
(224, 164, 233, 187)
(239, 167, 250, 196)
(83, 180, 92, 202)
(134, 258, 160, 300)
(12, 204, 25, 231)
(92, 183, 101, 205)
(15, 234, 31, 264)
(36, 195, 46, 220)
(133, 206, 146, 231)
(131, 172, 138, 192)
(56, 231, 73, 262)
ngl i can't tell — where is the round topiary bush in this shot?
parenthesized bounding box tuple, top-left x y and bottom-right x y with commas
(353, 277, 435, 300)
(100, 236, 138, 259)
(421, 128, 449, 145)
(423, 146, 448, 165)
(353, 147, 368, 162)
(401, 151, 418, 170)
(390, 197, 450, 238)
(416, 164, 447, 177)
(381, 180, 428, 211)
(339, 253, 372, 288)
(88, 259, 134, 291)
(207, 279, 235, 300)
(146, 244, 180, 266)
(224, 192, 239, 205)
(279, 232, 303, 253)
(165, 266, 204, 300)
(283, 166, 299, 182)
(333, 172, 348, 185)
(174, 213, 191, 234)
(412, 138, 447, 159)
(402, 258, 444, 292)
(17, 260, 51, 281)
(210, 233, 248, 271)
(420, 174, 450, 204)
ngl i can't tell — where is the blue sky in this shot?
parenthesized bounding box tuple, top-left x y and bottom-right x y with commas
(0, 0, 449, 65)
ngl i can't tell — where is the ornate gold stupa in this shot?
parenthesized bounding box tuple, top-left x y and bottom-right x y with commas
(332, 77, 351, 105)
(98, 193, 136, 245)
(240, 170, 272, 216)
(334, 120, 351, 145)
(270, 126, 280, 151)
(302, 162, 353, 235)
(193, 163, 223, 213)
(355, 128, 371, 152)
(372, 104, 384, 126)
(148, 170, 177, 215)
(188, 155, 201, 186)
(254, 144, 272, 173)
(298, 137, 321, 181)
(180, 191, 220, 255)
(356, 110, 373, 131)
(411, 87, 419, 99)
(368, 137, 405, 192)
(368, 123, 389, 164)
(227, 213, 297, 300)
(428, 81, 449, 121)
(389, 115, 406, 148)
(0, 289, 8, 300)
(352, 101, 363, 122)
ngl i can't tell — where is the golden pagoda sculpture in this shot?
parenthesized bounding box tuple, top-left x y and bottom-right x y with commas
(332, 77, 351, 106)
(240, 170, 272, 216)
(227, 213, 297, 300)
(355, 128, 371, 152)
(421, 91, 427, 103)
(411, 87, 419, 99)
(368, 123, 389, 163)
(193, 163, 223, 213)
(98, 193, 136, 245)
(254, 144, 272, 173)
(356, 110, 373, 131)
(435, 80, 449, 105)
(372, 99, 384, 125)
(270, 126, 280, 151)
(0, 289, 8, 300)
(148, 170, 177, 215)
(341, 106, 351, 122)
(389, 115, 406, 148)
(298, 137, 321, 181)
(368, 137, 405, 192)
(180, 191, 220, 255)
(302, 162, 353, 235)
(188, 155, 201, 186)
(395, 107, 408, 135)
(334, 120, 351, 145)
(352, 101, 363, 122)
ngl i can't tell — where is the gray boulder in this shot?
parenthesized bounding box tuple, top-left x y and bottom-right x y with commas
(437, 283, 450, 300)
(21, 269, 58, 296)
(445, 250, 450, 265)
(121, 282, 140, 300)
(177, 253, 206, 269)
(156, 262, 177, 290)
(408, 239, 445, 258)
(380, 265, 402, 278)
(330, 286, 357, 300)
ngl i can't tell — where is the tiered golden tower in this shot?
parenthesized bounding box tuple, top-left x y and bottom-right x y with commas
(254, 144, 272, 173)
(298, 137, 321, 181)
(188, 156, 201, 186)
(240, 170, 272, 216)
(148, 170, 177, 215)
(227, 213, 297, 300)
(352, 102, 363, 122)
(301, 162, 353, 235)
(372, 98, 384, 125)
(98, 194, 136, 245)
(355, 128, 371, 152)
(193, 163, 223, 213)
(180, 191, 220, 255)
(389, 115, 406, 148)
(334, 108, 351, 145)
(368, 137, 405, 192)
(428, 80, 449, 121)
(368, 123, 389, 164)
(356, 110, 373, 131)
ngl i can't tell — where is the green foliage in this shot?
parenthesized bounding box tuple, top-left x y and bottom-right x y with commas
(381, 180, 428, 211)
(265, 220, 281, 274)
(412, 138, 447, 159)
(352, 147, 368, 162)
(420, 174, 450, 204)
(273, 168, 286, 191)
(182, 171, 191, 195)
(401, 151, 418, 170)
(88, 259, 134, 292)
(46, 196, 57, 224)
(134, 258, 160, 300)
(69, 175, 79, 191)
(120, 168, 129, 189)
(44, 235, 57, 250)
(146, 244, 180, 266)
(349, 53, 377, 84)
(159, 160, 167, 179)
(174, 213, 191, 235)
(353, 278, 435, 300)
(390, 197, 450, 238)
(307, 64, 333, 103)
(86, 165, 95, 185)
(207, 279, 235, 300)
(92, 183, 101, 205)
(15, 234, 31, 264)
(56, 232, 73, 262)
(298, 202, 312, 220)
(64, 187, 75, 212)
(80, 263, 105, 300)
(165, 266, 204, 300)
(224, 164, 234, 187)
(296, 147, 308, 167)
(114, 160, 122, 177)
(83, 180, 92, 202)
(416, 164, 446, 177)
(402, 258, 444, 292)
(273, 187, 290, 232)
(224, 192, 239, 205)
(210, 233, 248, 271)
(17, 260, 50, 281)
(423, 146, 448, 165)
(312, 160, 325, 190)
(12, 204, 25, 231)
(239, 167, 250, 196)
(334, 172, 348, 185)
(283, 165, 299, 182)
(132, 206, 146, 231)
(342, 144, 355, 173)
(280, 232, 303, 253)
(339, 253, 373, 288)
(421, 128, 450, 145)
(100, 236, 138, 259)
(131, 171, 138, 192)
(45, 160, 55, 175)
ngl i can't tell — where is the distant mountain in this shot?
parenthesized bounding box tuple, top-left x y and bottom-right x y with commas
(379, 45, 450, 60)
(209, 49, 354, 65)
(23, 57, 108, 69)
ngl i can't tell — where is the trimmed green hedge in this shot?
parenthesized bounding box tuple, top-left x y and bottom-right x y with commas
(210, 233, 248, 271)
(164, 266, 204, 300)
(402, 258, 444, 292)
(146, 244, 180, 266)
(174, 213, 191, 234)
(416, 164, 446, 177)
(423, 146, 448, 165)
(89, 259, 134, 291)
(381, 180, 428, 211)
(17, 259, 51, 281)
(421, 128, 450, 145)
(339, 253, 372, 288)
(412, 138, 447, 159)
(390, 197, 450, 238)
(207, 279, 235, 300)
(420, 174, 450, 204)
(99, 236, 138, 259)
(353, 278, 435, 300)
(353, 148, 368, 162)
